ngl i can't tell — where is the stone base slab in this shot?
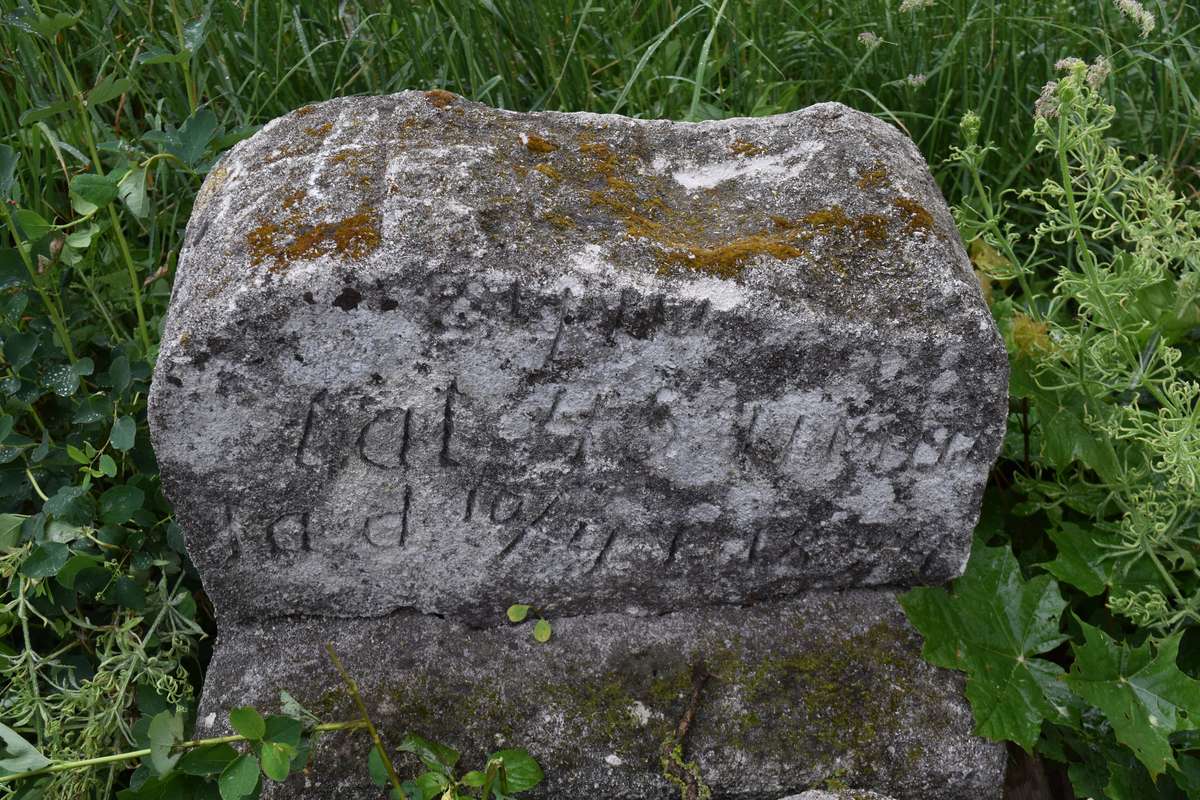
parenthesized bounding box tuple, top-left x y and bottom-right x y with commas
(196, 590, 1002, 799)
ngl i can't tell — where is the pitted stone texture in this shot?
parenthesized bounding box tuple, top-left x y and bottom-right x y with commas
(149, 92, 1007, 624)
(196, 592, 1003, 799)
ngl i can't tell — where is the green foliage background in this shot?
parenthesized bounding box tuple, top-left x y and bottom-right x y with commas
(0, 1, 1197, 798)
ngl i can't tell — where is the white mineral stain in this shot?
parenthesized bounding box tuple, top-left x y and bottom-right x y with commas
(604, 754, 624, 767)
(839, 480, 901, 525)
(629, 700, 653, 726)
(671, 141, 824, 190)
(672, 274, 748, 311)
(568, 244, 608, 275)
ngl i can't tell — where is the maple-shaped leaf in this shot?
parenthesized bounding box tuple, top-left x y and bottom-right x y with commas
(901, 540, 1069, 749)
(1065, 622, 1200, 778)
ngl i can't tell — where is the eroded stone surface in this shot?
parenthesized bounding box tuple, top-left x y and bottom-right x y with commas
(196, 592, 1003, 799)
(149, 91, 1006, 625)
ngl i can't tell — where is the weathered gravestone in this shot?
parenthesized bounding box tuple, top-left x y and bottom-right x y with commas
(149, 91, 1009, 799)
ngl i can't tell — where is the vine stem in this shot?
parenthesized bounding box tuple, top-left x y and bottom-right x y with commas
(0, 722, 366, 785)
(325, 643, 408, 800)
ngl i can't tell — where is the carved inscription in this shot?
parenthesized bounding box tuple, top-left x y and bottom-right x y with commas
(358, 408, 411, 468)
(269, 512, 310, 553)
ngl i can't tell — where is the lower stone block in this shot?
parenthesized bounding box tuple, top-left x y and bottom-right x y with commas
(196, 591, 1002, 799)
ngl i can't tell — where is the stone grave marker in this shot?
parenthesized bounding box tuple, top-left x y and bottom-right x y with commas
(149, 91, 1009, 798)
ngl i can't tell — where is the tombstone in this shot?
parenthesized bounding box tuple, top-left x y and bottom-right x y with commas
(149, 91, 1009, 798)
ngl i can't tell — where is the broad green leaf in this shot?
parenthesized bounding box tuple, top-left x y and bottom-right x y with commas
(18, 99, 72, 126)
(135, 46, 188, 66)
(0, 513, 25, 548)
(259, 741, 295, 782)
(0, 415, 11, 442)
(147, 711, 184, 776)
(31, 431, 49, 462)
(491, 748, 543, 793)
(69, 173, 119, 215)
(0, 722, 51, 772)
(44, 364, 80, 397)
(900, 540, 1069, 749)
(99, 485, 144, 525)
(218, 754, 260, 800)
(177, 743, 238, 776)
(11, 209, 51, 243)
(461, 770, 486, 787)
(533, 619, 552, 643)
(262, 716, 301, 748)
(506, 604, 529, 623)
(278, 691, 320, 725)
(1065, 623, 1200, 777)
(99, 453, 118, 478)
(174, 108, 218, 167)
(114, 576, 146, 610)
(45, 520, 84, 544)
(1040, 522, 1109, 597)
(54, 553, 103, 589)
(44, 485, 93, 525)
(5, 332, 37, 368)
(414, 771, 447, 799)
(19, 541, 70, 578)
(110, 415, 136, 451)
(183, 9, 210, 53)
(87, 76, 132, 107)
(0, 145, 17, 198)
(229, 706, 265, 741)
(118, 169, 150, 219)
(367, 746, 389, 787)
(109, 355, 132, 393)
(397, 733, 459, 773)
(30, 10, 80, 38)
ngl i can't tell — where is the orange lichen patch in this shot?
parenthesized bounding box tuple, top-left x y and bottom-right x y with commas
(330, 148, 375, 185)
(508, 126, 907, 281)
(512, 164, 529, 178)
(247, 221, 282, 267)
(892, 197, 934, 232)
(295, 105, 318, 117)
(304, 122, 333, 137)
(525, 133, 558, 153)
(730, 139, 766, 157)
(604, 175, 636, 192)
(578, 137, 618, 176)
(857, 161, 889, 189)
(542, 212, 576, 229)
(773, 207, 888, 242)
(247, 209, 381, 272)
(424, 89, 458, 108)
(659, 233, 807, 280)
(281, 190, 306, 210)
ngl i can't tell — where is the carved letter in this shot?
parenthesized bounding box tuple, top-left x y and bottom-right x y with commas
(296, 391, 329, 467)
(269, 512, 311, 554)
(358, 408, 412, 469)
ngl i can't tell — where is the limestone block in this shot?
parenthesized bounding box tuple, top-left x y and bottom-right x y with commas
(149, 92, 1007, 626)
